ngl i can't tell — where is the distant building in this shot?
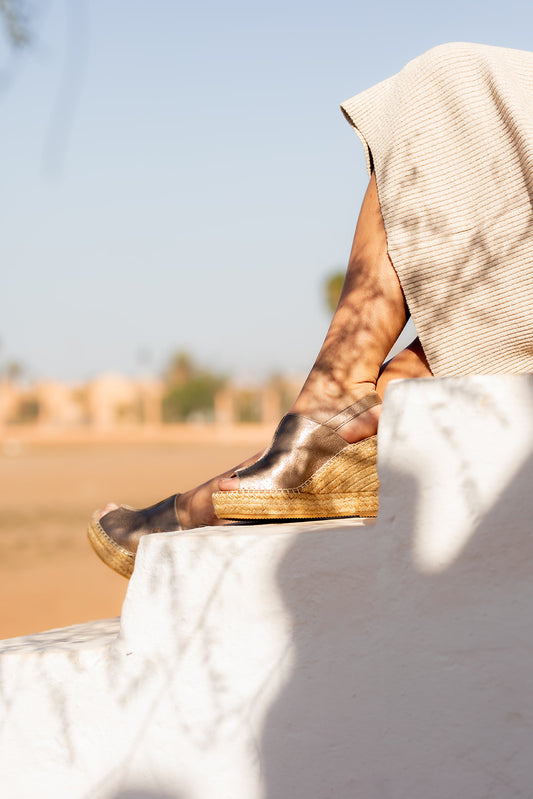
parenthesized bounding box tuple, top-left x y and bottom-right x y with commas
(0, 374, 301, 431)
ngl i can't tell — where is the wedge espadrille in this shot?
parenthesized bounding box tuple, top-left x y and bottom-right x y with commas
(87, 494, 183, 579)
(212, 392, 381, 521)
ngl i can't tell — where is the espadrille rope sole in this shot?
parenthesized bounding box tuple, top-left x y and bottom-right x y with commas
(213, 435, 379, 520)
(87, 512, 136, 579)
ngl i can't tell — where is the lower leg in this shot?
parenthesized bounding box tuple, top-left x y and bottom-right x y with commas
(293, 172, 407, 421)
(94, 176, 432, 545)
(219, 173, 407, 491)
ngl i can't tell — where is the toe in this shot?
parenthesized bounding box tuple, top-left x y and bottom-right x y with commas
(218, 477, 240, 491)
(98, 502, 119, 521)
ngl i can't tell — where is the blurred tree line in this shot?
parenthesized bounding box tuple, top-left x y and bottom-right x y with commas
(0, 340, 24, 383)
(161, 351, 227, 423)
(0, 1, 30, 53)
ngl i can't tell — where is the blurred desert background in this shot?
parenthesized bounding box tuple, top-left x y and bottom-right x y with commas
(0, 367, 299, 639)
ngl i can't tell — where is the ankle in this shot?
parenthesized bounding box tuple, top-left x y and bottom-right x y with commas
(175, 491, 194, 529)
(334, 403, 381, 444)
(176, 488, 218, 529)
(290, 379, 378, 422)
(289, 380, 381, 444)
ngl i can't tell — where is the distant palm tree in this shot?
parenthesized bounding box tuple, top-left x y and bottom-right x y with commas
(324, 270, 345, 314)
(5, 360, 23, 382)
(162, 350, 227, 423)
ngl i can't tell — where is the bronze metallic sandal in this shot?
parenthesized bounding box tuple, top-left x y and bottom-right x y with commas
(87, 494, 183, 579)
(212, 392, 381, 521)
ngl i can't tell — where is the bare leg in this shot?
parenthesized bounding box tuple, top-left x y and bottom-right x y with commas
(97, 175, 430, 532)
(220, 172, 408, 490)
(90, 175, 432, 573)
(166, 338, 432, 529)
(295, 173, 407, 418)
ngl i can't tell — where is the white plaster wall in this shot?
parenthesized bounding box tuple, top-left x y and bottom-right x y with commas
(0, 373, 532, 799)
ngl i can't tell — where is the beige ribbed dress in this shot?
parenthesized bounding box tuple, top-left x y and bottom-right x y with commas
(341, 42, 533, 376)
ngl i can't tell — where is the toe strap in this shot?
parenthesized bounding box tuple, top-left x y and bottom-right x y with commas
(102, 494, 183, 537)
(235, 415, 346, 491)
(325, 391, 382, 431)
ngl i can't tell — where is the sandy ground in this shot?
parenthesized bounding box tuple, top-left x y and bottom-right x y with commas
(0, 427, 271, 640)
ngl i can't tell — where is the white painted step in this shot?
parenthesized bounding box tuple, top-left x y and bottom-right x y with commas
(1, 374, 532, 799)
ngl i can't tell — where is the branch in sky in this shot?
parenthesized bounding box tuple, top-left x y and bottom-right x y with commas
(0, 0, 30, 48)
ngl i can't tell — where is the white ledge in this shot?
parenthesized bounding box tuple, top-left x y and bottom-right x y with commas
(1, 374, 533, 799)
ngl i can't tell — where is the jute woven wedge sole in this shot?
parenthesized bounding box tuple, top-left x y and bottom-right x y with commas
(88, 511, 136, 579)
(213, 434, 379, 520)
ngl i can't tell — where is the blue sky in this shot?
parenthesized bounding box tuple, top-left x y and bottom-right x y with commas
(2, 0, 532, 382)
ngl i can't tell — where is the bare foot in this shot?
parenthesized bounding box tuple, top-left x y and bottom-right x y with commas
(96, 449, 265, 535)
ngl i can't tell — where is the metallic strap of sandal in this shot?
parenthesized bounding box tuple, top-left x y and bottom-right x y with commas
(233, 391, 382, 492)
(323, 391, 382, 431)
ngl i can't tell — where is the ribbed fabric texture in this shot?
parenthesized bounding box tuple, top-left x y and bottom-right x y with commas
(341, 42, 533, 376)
